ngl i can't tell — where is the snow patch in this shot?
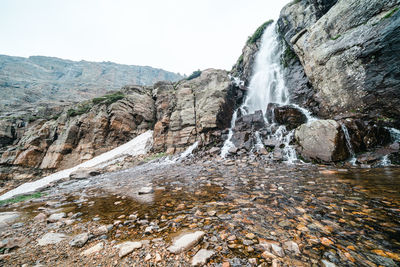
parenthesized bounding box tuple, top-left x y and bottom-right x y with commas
(0, 130, 154, 201)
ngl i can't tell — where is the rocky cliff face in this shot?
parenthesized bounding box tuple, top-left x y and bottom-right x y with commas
(279, 0, 400, 127)
(153, 69, 238, 154)
(1, 86, 155, 171)
(0, 69, 239, 183)
(0, 55, 182, 116)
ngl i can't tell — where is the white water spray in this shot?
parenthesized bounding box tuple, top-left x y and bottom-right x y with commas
(341, 124, 357, 165)
(242, 22, 288, 115)
(173, 141, 199, 162)
(389, 127, 400, 142)
(221, 22, 310, 161)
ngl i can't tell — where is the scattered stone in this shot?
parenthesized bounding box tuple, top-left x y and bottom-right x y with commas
(271, 244, 285, 257)
(262, 251, 277, 260)
(5, 237, 29, 249)
(191, 249, 215, 266)
(69, 167, 100, 180)
(227, 235, 236, 241)
(92, 225, 108, 236)
(0, 212, 20, 230)
(118, 241, 142, 258)
(65, 219, 75, 225)
(245, 233, 256, 239)
(34, 213, 47, 222)
(37, 233, 67, 246)
(145, 253, 152, 261)
(47, 213, 66, 223)
(168, 231, 205, 254)
(69, 233, 89, 248)
(155, 253, 162, 262)
(11, 222, 24, 229)
(138, 187, 154, 194)
(128, 214, 138, 220)
(283, 241, 300, 255)
(321, 237, 334, 246)
(321, 259, 336, 267)
(207, 210, 216, 216)
(81, 242, 104, 256)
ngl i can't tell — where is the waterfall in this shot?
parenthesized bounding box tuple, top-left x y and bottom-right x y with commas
(242, 22, 288, 114)
(340, 124, 357, 165)
(389, 127, 400, 142)
(221, 22, 308, 161)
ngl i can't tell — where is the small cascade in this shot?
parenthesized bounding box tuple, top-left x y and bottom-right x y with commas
(221, 22, 312, 162)
(220, 111, 238, 158)
(340, 124, 357, 165)
(380, 155, 391, 167)
(173, 141, 199, 162)
(389, 127, 400, 142)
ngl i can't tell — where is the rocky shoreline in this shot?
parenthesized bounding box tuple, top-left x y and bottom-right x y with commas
(0, 156, 399, 266)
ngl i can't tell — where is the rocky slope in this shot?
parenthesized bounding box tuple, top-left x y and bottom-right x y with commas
(0, 69, 240, 185)
(0, 55, 182, 116)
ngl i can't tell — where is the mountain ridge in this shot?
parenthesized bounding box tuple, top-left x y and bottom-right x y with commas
(0, 54, 183, 115)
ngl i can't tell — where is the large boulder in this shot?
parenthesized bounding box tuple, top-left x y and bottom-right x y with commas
(269, 105, 307, 130)
(295, 120, 348, 162)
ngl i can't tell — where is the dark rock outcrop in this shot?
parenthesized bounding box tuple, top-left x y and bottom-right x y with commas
(0, 121, 16, 148)
(281, 0, 400, 126)
(268, 105, 307, 130)
(340, 118, 392, 153)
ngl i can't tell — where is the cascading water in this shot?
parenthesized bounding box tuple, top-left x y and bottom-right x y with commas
(241, 22, 288, 113)
(341, 124, 357, 165)
(221, 22, 310, 162)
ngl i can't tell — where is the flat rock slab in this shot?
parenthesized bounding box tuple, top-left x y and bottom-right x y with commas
(47, 212, 66, 223)
(81, 242, 104, 256)
(168, 231, 205, 254)
(69, 233, 89, 248)
(0, 212, 20, 230)
(138, 187, 154, 194)
(191, 249, 215, 266)
(117, 241, 142, 257)
(37, 233, 67, 246)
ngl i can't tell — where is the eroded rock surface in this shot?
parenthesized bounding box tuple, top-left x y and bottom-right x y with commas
(282, 0, 400, 126)
(153, 69, 238, 154)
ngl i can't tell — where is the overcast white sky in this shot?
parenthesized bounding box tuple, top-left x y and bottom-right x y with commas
(0, 0, 290, 75)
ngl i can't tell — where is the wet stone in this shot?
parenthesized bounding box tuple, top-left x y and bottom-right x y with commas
(34, 213, 47, 222)
(37, 233, 67, 246)
(191, 249, 215, 266)
(47, 213, 66, 223)
(81, 242, 104, 256)
(69, 233, 89, 248)
(138, 187, 154, 194)
(118, 241, 142, 258)
(167, 231, 205, 254)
